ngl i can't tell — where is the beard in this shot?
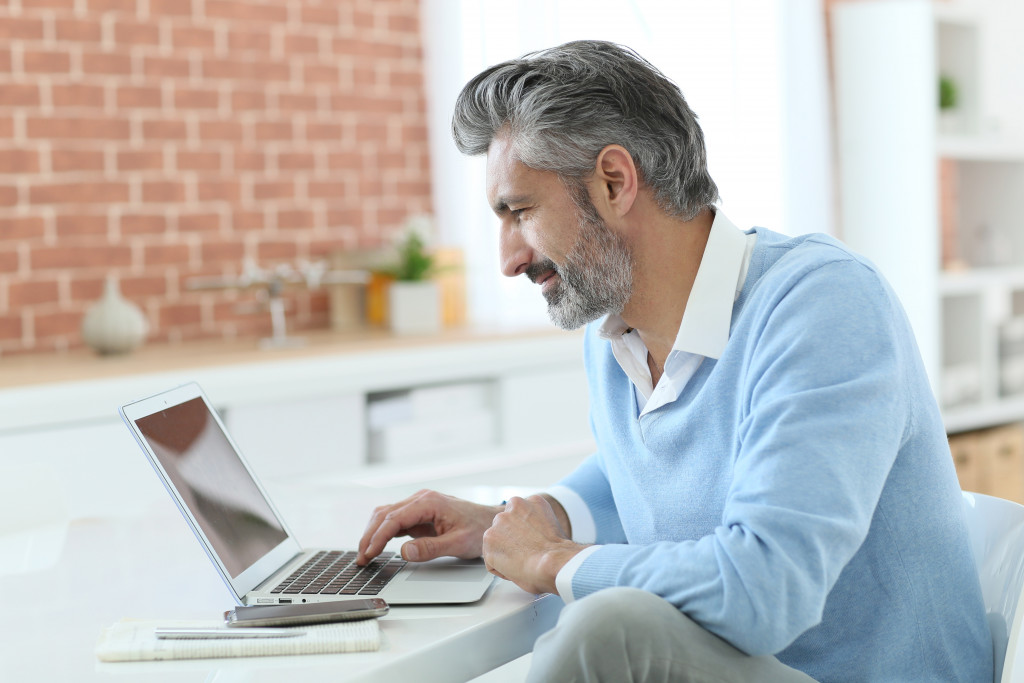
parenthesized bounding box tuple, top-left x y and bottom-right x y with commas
(525, 200, 634, 331)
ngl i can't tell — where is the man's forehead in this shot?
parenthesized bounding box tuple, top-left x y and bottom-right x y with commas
(485, 136, 527, 207)
(485, 136, 517, 182)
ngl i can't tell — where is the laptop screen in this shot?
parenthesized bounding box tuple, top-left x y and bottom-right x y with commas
(134, 396, 288, 578)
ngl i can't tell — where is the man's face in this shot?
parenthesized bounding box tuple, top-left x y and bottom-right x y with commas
(486, 137, 633, 330)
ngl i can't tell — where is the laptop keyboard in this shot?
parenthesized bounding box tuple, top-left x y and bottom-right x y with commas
(271, 550, 407, 596)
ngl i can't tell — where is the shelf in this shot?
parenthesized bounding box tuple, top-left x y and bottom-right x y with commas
(834, 0, 1024, 434)
(938, 135, 1024, 162)
(944, 395, 1024, 434)
(940, 266, 1024, 295)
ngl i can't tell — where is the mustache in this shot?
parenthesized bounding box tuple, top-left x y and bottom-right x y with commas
(525, 259, 558, 284)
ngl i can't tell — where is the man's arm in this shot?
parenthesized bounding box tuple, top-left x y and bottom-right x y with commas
(563, 259, 911, 656)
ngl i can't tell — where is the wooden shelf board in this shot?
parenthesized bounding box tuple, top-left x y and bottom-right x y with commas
(0, 325, 569, 392)
(938, 135, 1024, 162)
(939, 265, 1024, 295)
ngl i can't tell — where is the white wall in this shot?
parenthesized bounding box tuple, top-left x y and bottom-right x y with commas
(421, 0, 835, 327)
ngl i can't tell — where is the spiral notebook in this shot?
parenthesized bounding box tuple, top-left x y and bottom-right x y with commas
(95, 618, 380, 662)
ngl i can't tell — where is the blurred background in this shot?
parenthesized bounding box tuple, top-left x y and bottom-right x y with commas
(1, 0, 1024, 487)
(4, 7, 1023, 679)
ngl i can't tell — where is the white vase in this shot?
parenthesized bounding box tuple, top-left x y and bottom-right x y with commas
(388, 280, 441, 336)
(81, 276, 149, 355)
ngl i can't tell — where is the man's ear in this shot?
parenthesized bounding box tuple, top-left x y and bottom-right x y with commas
(593, 145, 639, 218)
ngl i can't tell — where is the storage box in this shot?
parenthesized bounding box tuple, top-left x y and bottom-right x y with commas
(366, 381, 498, 464)
(949, 423, 1024, 503)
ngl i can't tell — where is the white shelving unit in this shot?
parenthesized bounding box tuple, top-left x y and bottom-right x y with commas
(833, 0, 1024, 434)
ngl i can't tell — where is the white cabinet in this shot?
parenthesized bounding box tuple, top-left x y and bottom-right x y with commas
(175, 333, 593, 474)
(366, 382, 499, 465)
(0, 331, 593, 493)
(832, 0, 1024, 433)
(0, 331, 594, 520)
(499, 366, 591, 454)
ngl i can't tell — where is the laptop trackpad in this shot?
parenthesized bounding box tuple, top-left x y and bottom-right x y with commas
(405, 565, 487, 582)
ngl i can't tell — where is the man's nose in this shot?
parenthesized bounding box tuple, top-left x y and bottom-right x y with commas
(499, 222, 533, 278)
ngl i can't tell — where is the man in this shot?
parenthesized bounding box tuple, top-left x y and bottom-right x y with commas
(357, 41, 992, 681)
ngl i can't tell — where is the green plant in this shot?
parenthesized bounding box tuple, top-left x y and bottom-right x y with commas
(389, 229, 435, 281)
(381, 215, 437, 282)
(939, 74, 958, 110)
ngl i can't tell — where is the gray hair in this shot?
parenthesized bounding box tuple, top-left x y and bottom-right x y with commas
(452, 40, 719, 221)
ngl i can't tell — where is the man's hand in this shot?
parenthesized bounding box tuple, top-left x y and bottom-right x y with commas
(482, 495, 588, 596)
(357, 489, 502, 565)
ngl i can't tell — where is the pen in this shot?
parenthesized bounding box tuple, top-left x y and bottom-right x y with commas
(155, 627, 306, 640)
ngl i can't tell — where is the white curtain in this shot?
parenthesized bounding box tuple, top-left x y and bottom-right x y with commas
(420, 0, 834, 328)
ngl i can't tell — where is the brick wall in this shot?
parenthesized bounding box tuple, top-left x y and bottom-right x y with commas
(0, 0, 432, 355)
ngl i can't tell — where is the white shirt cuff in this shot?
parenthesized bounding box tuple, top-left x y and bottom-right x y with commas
(546, 485, 596, 544)
(555, 545, 601, 602)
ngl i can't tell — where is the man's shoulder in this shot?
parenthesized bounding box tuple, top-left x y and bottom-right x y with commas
(757, 228, 862, 264)
(752, 228, 885, 290)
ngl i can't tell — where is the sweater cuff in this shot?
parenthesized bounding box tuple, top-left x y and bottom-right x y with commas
(547, 485, 597, 544)
(555, 545, 602, 602)
(569, 543, 639, 600)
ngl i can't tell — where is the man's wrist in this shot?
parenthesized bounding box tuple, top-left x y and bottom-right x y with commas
(554, 544, 601, 601)
(537, 542, 589, 594)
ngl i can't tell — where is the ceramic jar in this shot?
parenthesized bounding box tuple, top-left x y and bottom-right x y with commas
(388, 280, 441, 336)
(81, 276, 149, 355)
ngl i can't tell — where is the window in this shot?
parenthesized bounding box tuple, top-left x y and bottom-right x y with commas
(421, 0, 833, 327)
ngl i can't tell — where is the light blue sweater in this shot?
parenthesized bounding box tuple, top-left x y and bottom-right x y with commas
(559, 228, 992, 682)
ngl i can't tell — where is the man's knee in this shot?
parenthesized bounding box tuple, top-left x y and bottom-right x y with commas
(546, 587, 678, 645)
(529, 588, 692, 682)
(532, 589, 817, 683)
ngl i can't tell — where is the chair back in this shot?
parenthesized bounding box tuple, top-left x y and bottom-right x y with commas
(962, 491, 1024, 683)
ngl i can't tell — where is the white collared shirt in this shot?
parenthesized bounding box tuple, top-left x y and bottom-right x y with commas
(550, 211, 757, 601)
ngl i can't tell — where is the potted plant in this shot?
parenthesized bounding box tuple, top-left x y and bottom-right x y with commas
(382, 215, 442, 336)
(938, 73, 961, 134)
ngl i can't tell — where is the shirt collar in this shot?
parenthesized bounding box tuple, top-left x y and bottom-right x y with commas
(598, 211, 751, 360)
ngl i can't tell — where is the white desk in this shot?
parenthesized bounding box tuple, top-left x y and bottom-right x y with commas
(1, 460, 581, 682)
(0, 332, 593, 680)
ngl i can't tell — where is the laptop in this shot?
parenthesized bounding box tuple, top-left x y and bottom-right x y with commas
(120, 382, 495, 606)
